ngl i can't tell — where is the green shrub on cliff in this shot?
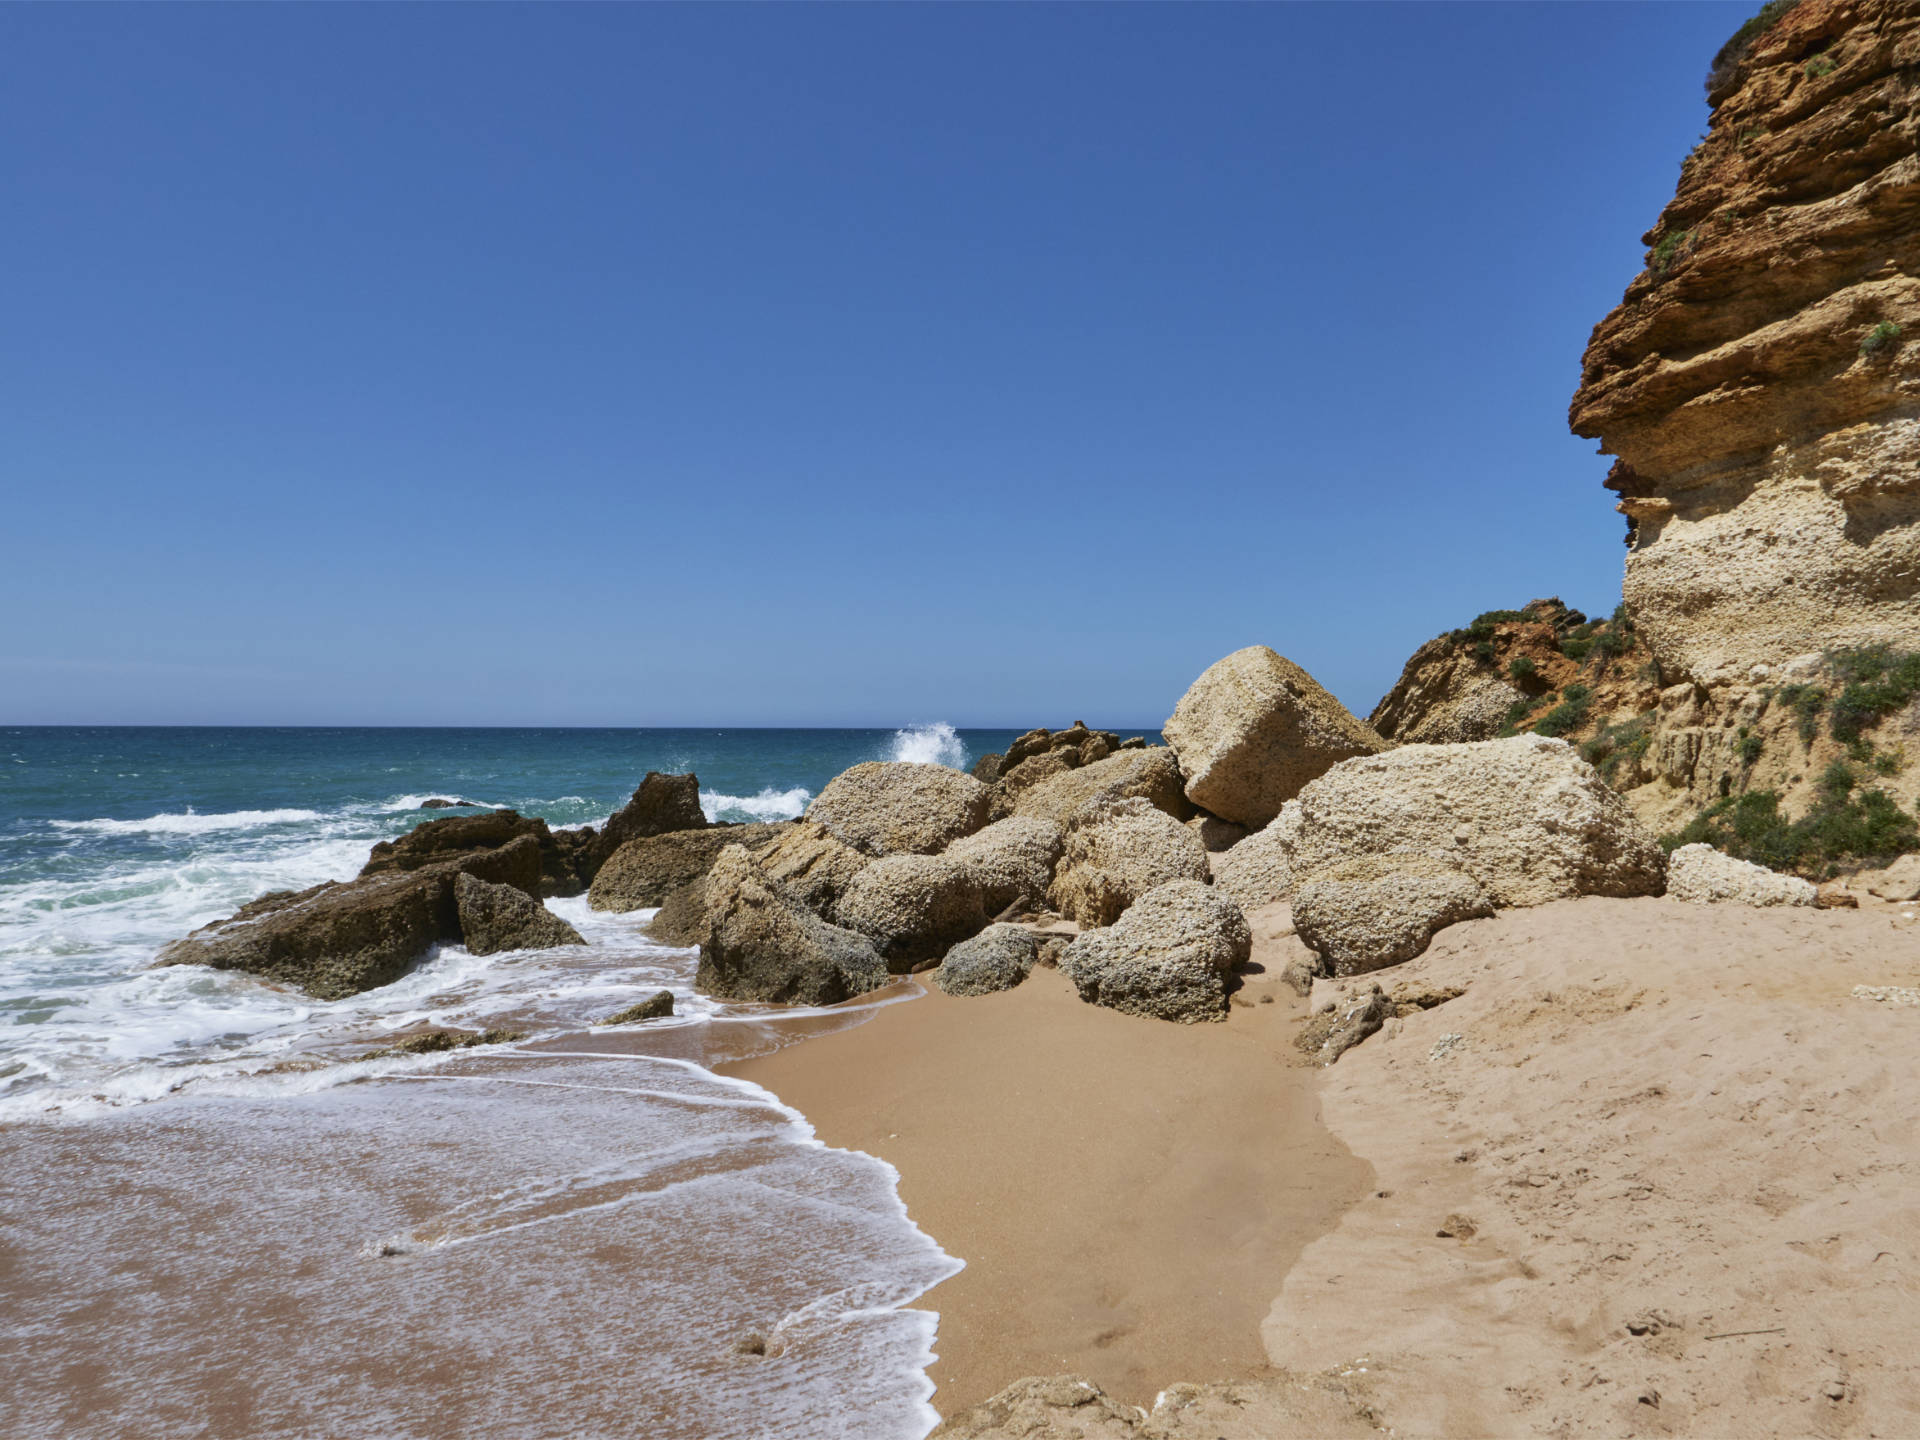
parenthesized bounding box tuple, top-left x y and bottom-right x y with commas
(1661, 762, 1919, 877)
(1649, 229, 1696, 277)
(1862, 321, 1903, 357)
(1508, 655, 1537, 684)
(1533, 684, 1592, 739)
(1827, 646, 1920, 742)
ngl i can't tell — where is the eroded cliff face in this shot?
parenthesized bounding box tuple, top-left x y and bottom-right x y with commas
(1569, 0, 1920, 685)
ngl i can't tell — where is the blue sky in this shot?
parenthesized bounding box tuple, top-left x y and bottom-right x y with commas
(4, 3, 1745, 727)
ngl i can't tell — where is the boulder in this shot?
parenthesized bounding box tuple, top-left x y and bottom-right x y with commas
(936, 924, 1039, 997)
(696, 846, 890, 1005)
(159, 870, 451, 1000)
(1666, 843, 1818, 907)
(588, 822, 787, 913)
(1058, 880, 1251, 1023)
(420, 797, 465, 809)
(602, 990, 675, 1024)
(1010, 747, 1191, 829)
(971, 752, 1005, 784)
(161, 839, 561, 998)
(1288, 734, 1667, 908)
(1162, 646, 1390, 828)
(755, 821, 873, 915)
(1864, 853, 1920, 902)
(942, 816, 1065, 914)
(1047, 798, 1209, 928)
(1291, 855, 1495, 976)
(1209, 802, 1301, 908)
(834, 855, 989, 969)
(454, 871, 587, 955)
(807, 762, 992, 857)
(589, 771, 708, 869)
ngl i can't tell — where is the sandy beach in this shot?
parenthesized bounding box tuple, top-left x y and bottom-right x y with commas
(726, 908, 1369, 1416)
(736, 894, 1920, 1436)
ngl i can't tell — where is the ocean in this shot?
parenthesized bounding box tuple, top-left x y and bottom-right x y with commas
(0, 723, 1135, 1439)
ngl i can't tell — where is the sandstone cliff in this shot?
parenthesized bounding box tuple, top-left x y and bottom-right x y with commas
(1569, 0, 1920, 684)
(1553, 0, 1920, 866)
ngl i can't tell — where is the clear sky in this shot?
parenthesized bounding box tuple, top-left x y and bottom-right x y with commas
(4, 3, 1748, 727)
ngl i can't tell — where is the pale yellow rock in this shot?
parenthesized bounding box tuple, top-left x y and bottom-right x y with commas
(1047, 797, 1209, 928)
(1666, 842, 1817, 907)
(1162, 646, 1388, 828)
(807, 761, 991, 857)
(1288, 735, 1666, 909)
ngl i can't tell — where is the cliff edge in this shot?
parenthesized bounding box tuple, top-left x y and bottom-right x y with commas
(1569, 0, 1920, 684)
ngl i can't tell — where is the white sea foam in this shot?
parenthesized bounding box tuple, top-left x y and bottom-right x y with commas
(701, 787, 812, 823)
(50, 808, 325, 835)
(886, 723, 967, 769)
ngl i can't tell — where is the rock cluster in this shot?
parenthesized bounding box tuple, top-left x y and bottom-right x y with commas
(976, 723, 1141, 792)
(1047, 798, 1210, 928)
(587, 822, 788, 912)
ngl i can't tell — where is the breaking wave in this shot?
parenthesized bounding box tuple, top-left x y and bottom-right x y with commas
(700, 787, 813, 824)
(50, 809, 324, 836)
(886, 723, 966, 770)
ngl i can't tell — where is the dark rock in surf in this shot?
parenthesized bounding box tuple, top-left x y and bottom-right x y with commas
(453, 871, 585, 956)
(602, 990, 675, 1024)
(588, 771, 709, 870)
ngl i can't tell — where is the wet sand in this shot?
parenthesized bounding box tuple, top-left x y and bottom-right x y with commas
(726, 911, 1371, 1417)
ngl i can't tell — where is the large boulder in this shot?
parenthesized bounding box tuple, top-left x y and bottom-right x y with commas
(1058, 880, 1251, 1023)
(935, 924, 1039, 997)
(807, 762, 992, 857)
(942, 816, 1065, 914)
(696, 846, 890, 1005)
(834, 855, 989, 969)
(1047, 798, 1209, 928)
(1209, 801, 1301, 908)
(454, 871, 587, 955)
(1162, 646, 1389, 828)
(587, 822, 787, 913)
(1666, 843, 1817, 907)
(1009, 747, 1191, 829)
(1288, 735, 1667, 908)
(154, 848, 525, 1000)
(755, 821, 873, 915)
(1290, 855, 1495, 976)
(589, 771, 708, 869)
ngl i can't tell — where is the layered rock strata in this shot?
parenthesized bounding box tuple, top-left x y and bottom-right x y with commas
(1568, 0, 1920, 682)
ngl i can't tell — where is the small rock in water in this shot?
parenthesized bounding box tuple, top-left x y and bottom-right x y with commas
(732, 1331, 769, 1356)
(420, 798, 467, 809)
(603, 991, 676, 1025)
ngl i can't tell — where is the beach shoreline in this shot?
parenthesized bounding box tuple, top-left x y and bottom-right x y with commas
(724, 909, 1370, 1418)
